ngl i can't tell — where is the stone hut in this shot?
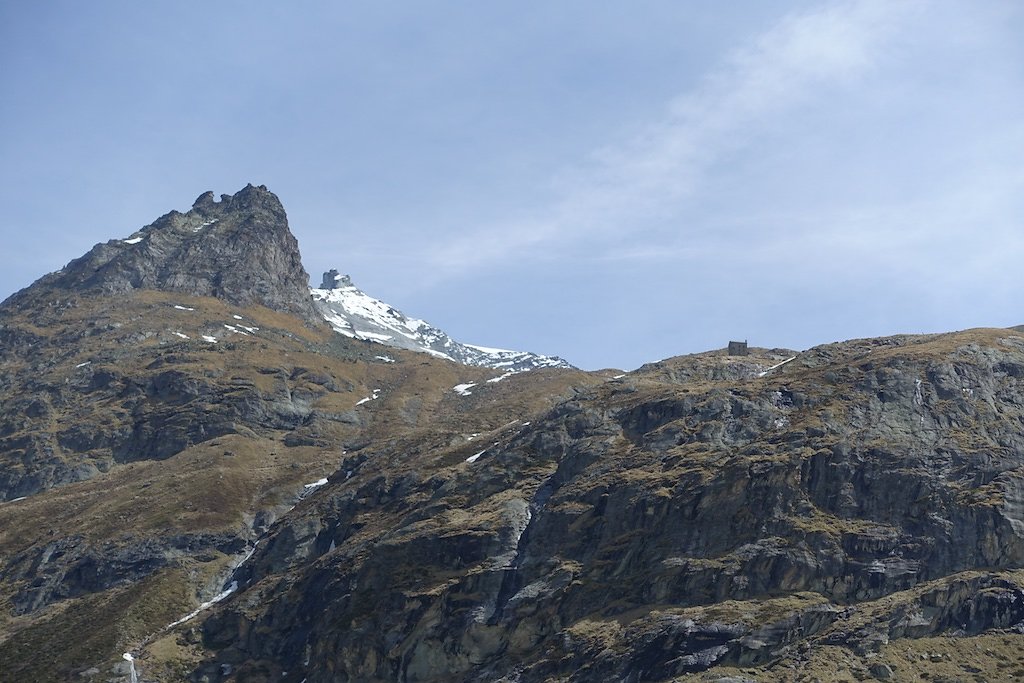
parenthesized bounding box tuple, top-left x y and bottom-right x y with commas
(321, 269, 351, 289)
(728, 341, 748, 356)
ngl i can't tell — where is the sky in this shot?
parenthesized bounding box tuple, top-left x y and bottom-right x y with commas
(2, 1, 1022, 370)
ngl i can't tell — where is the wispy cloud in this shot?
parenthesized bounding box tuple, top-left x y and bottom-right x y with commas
(426, 0, 924, 273)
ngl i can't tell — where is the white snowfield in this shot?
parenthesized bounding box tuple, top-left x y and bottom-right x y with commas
(310, 280, 571, 373)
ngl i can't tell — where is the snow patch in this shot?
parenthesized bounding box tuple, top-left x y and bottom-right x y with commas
(464, 342, 515, 354)
(75, 361, 91, 368)
(303, 478, 328, 493)
(174, 305, 195, 311)
(164, 581, 238, 630)
(486, 372, 515, 384)
(232, 314, 243, 320)
(757, 356, 797, 377)
(453, 383, 477, 396)
(173, 332, 189, 339)
(193, 218, 218, 232)
(123, 236, 144, 245)
(358, 330, 395, 342)
(201, 335, 217, 343)
(466, 450, 486, 463)
(224, 324, 249, 335)
(355, 389, 381, 406)
(375, 355, 396, 363)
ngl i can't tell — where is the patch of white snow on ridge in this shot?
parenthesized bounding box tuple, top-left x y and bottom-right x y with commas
(486, 372, 515, 384)
(75, 361, 91, 368)
(453, 383, 477, 396)
(355, 388, 382, 406)
(311, 280, 572, 371)
(174, 305, 195, 311)
(466, 450, 486, 463)
(304, 478, 328, 491)
(375, 355, 396, 363)
(123, 236, 144, 245)
(312, 286, 424, 342)
(202, 335, 218, 343)
(238, 325, 258, 334)
(193, 218, 218, 232)
(164, 581, 238, 630)
(173, 332, 189, 339)
(232, 314, 243, 320)
(359, 330, 395, 342)
(224, 324, 249, 335)
(757, 356, 797, 377)
(319, 308, 355, 334)
(464, 343, 515, 354)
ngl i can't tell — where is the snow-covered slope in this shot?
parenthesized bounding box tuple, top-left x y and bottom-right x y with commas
(311, 274, 572, 372)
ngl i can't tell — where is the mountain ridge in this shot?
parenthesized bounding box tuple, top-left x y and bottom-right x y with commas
(311, 271, 574, 373)
(3, 183, 577, 373)
(3, 185, 1024, 682)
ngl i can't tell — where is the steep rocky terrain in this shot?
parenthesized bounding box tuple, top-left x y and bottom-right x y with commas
(0, 187, 600, 681)
(187, 330, 1024, 683)
(2, 186, 1024, 682)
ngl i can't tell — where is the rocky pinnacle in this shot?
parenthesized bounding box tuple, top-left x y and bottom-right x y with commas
(2, 184, 320, 323)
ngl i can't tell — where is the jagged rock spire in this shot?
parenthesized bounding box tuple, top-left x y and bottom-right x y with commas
(3, 184, 320, 322)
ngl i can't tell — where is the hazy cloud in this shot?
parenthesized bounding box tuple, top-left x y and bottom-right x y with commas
(427, 0, 924, 272)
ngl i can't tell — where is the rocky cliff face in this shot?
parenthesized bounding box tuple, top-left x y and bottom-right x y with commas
(191, 330, 1024, 682)
(2, 184, 318, 323)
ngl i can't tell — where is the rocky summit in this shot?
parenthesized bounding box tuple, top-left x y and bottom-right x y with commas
(1, 186, 1024, 683)
(2, 184, 318, 323)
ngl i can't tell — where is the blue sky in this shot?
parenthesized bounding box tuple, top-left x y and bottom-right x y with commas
(2, 1, 1022, 370)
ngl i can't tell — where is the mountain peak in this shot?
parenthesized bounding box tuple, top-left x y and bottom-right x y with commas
(3, 184, 318, 322)
(311, 270, 574, 372)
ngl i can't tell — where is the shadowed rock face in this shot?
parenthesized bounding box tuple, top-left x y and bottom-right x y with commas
(2, 184, 318, 323)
